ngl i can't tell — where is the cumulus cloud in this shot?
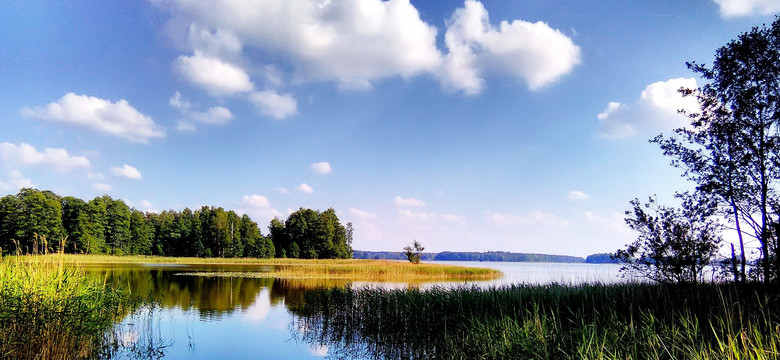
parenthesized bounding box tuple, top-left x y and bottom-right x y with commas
(249, 90, 298, 119)
(155, 0, 577, 101)
(0, 170, 35, 191)
(442, 0, 580, 94)
(394, 196, 426, 207)
(242, 194, 271, 208)
(399, 209, 436, 221)
(110, 164, 143, 180)
(22, 93, 165, 143)
(298, 183, 314, 194)
(156, 0, 442, 88)
(598, 78, 699, 139)
(169, 92, 234, 131)
(487, 210, 570, 227)
(310, 161, 332, 174)
(0, 142, 90, 171)
(350, 207, 377, 219)
(713, 0, 780, 17)
(568, 191, 590, 201)
(174, 52, 254, 96)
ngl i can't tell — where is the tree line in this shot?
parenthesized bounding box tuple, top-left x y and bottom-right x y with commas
(353, 250, 596, 263)
(0, 188, 353, 259)
(615, 18, 780, 284)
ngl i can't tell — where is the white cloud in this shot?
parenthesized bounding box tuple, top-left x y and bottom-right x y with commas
(399, 209, 436, 221)
(174, 52, 254, 96)
(0, 142, 90, 171)
(598, 78, 699, 139)
(190, 106, 234, 124)
(310, 161, 332, 174)
(350, 207, 377, 219)
(0, 170, 35, 191)
(487, 210, 570, 227)
(169, 92, 234, 131)
(169, 91, 193, 111)
(93, 183, 113, 192)
(568, 191, 590, 201)
(394, 196, 426, 207)
(110, 164, 143, 180)
(442, 0, 580, 94)
(249, 90, 298, 119)
(157, 0, 442, 89)
(298, 183, 314, 194)
(277, 187, 290, 195)
(242, 194, 271, 208)
(85, 171, 105, 180)
(713, 0, 780, 17)
(138, 200, 159, 213)
(22, 93, 165, 143)
(176, 120, 197, 132)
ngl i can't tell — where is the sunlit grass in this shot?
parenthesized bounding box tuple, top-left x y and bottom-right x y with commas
(293, 283, 780, 359)
(29, 254, 503, 282)
(0, 255, 129, 358)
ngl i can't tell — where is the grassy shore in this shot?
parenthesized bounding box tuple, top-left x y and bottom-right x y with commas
(293, 283, 780, 359)
(30, 254, 503, 282)
(0, 256, 130, 358)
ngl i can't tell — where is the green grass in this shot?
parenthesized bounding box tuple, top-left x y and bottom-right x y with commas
(292, 283, 780, 359)
(0, 255, 130, 358)
(31, 254, 503, 282)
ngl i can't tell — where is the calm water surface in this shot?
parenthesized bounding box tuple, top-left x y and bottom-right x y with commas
(92, 261, 626, 359)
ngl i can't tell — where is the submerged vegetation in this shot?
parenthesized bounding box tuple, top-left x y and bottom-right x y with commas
(0, 256, 129, 358)
(293, 283, 780, 359)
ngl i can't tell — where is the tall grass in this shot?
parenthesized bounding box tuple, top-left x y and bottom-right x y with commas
(292, 283, 780, 359)
(0, 256, 129, 358)
(38, 254, 502, 282)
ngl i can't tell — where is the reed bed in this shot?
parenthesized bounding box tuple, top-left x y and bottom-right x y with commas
(34, 254, 502, 282)
(0, 256, 129, 359)
(292, 283, 780, 359)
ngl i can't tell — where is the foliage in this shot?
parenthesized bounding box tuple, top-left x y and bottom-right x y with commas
(615, 193, 722, 283)
(268, 208, 353, 260)
(0, 256, 129, 358)
(653, 18, 780, 283)
(0, 188, 282, 259)
(292, 283, 780, 360)
(404, 240, 425, 264)
(353, 250, 589, 263)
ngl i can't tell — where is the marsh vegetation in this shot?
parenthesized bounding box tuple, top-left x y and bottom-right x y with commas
(293, 283, 780, 359)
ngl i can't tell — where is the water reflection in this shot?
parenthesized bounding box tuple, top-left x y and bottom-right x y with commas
(83, 262, 625, 359)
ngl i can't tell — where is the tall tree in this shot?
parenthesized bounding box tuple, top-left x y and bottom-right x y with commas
(615, 193, 722, 283)
(654, 19, 780, 282)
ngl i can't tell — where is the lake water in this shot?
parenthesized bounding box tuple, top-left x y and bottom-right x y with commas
(94, 261, 627, 359)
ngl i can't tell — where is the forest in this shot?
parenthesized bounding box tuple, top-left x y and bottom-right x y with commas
(353, 250, 593, 263)
(0, 188, 353, 259)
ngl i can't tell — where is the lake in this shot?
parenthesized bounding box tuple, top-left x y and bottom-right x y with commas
(93, 261, 627, 359)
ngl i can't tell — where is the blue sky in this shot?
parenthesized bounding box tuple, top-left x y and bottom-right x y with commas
(1, 0, 778, 256)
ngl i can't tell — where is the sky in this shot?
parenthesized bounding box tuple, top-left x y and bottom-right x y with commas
(1, 0, 779, 257)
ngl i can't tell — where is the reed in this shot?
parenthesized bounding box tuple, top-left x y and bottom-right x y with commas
(292, 283, 780, 359)
(0, 255, 129, 358)
(29, 254, 502, 282)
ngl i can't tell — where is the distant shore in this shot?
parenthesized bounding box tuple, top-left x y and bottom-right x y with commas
(353, 250, 620, 264)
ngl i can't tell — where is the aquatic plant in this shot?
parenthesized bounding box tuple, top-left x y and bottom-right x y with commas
(292, 283, 780, 359)
(0, 256, 129, 358)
